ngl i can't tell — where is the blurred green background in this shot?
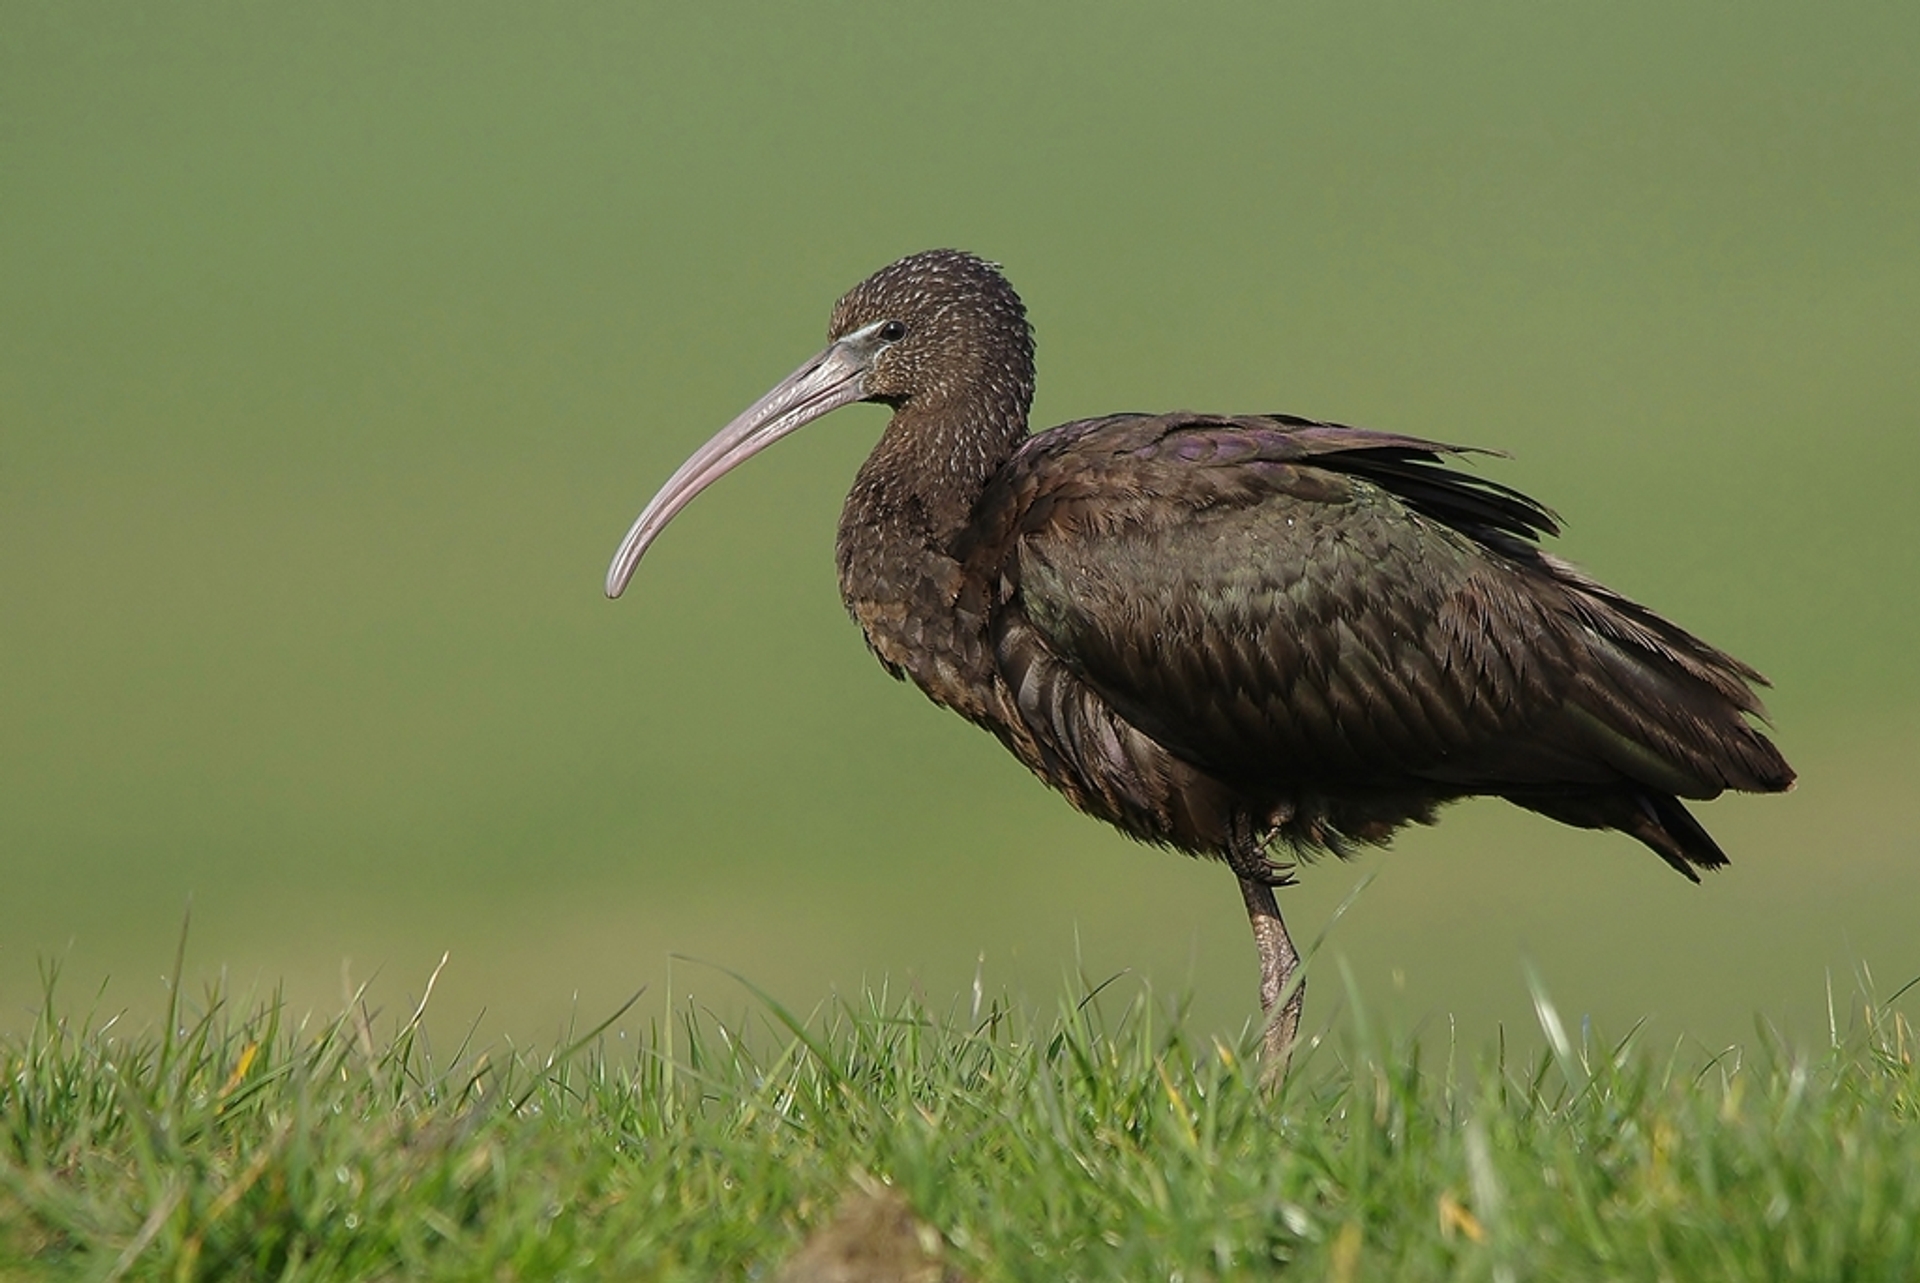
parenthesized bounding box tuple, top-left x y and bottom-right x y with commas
(4, 3, 1916, 1053)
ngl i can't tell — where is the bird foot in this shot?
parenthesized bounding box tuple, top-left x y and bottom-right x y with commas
(1228, 849, 1298, 888)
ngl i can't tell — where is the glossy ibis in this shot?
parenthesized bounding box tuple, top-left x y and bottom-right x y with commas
(607, 250, 1793, 1078)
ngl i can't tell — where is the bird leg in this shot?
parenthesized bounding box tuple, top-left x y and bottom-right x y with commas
(1226, 820, 1306, 1084)
(1237, 873, 1304, 1089)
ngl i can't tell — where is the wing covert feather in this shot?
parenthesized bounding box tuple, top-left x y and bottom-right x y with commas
(986, 414, 1787, 806)
(1016, 482, 1553, 790)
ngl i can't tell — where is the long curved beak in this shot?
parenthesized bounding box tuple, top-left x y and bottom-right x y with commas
(605, 333, 878, 598)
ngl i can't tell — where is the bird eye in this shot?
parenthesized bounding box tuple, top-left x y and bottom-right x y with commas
(878, 320, 907, 343)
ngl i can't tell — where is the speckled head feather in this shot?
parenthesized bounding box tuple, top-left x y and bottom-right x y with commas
(829, 250, 1036, 417)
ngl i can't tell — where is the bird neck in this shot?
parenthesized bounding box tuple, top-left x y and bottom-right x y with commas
(836, 274, 1036, 561)
(835, 385, 1029, 700)
(853, 391, 1027, 538)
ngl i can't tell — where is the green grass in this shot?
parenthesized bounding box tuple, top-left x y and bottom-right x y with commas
(4, 956, 1917, 1282)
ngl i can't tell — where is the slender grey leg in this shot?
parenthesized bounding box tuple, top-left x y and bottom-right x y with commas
(1237, 873, 1304, 1088)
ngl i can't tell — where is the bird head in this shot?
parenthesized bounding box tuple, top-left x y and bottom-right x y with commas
(605, 249, 1031, 598)
(827, 249, 1033, 412)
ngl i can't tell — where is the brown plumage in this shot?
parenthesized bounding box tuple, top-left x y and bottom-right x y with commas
(607, 249, 1794, 1078)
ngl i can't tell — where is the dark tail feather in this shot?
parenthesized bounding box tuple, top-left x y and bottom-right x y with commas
(1631, 792, 1729, 880)
(1511, 789, 1730, 882)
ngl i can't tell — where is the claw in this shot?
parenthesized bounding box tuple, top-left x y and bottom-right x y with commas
(1226, 836, 1297, 888)
(1254, 857, 1299, 888)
